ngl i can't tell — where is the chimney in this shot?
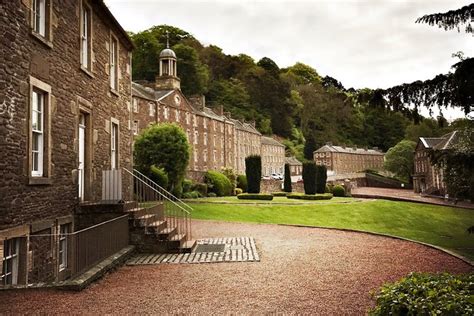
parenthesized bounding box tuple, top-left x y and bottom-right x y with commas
(224, 111, 232, 118)
(326, 142, 332, 146)
(250, 120, 256, 127)
(188, 95, 205, 110)
(372, 146, 379, 151)
(217, 105, 224, 116)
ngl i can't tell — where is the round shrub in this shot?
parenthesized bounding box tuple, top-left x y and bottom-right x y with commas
(237, 193, 273, 200)
(182, 179, 193, 193)
(149, 165, 169, 189)
(234, 188, 243, 195)
(205, 171, 233, 196)
(370, 273, 473, 315)
(182, 190, 200, 199)
(237, 175, 248, 193)
(332, 185, 345, 197)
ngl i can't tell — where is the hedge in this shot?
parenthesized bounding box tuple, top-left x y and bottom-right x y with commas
(370, 273, 474, 315)
(236, 175, 248, 193)
(234, 188, 243, 195)
(315, 165, 327, 193)
(287, 193, 333, 200)
(272, 192, 288, 197)
(237, 193, 274, 200)
(332, 185, 345, 197)
(204, 170, 233, 196)
(182, 191, 201, 199)
(284, 163, 292, 193)
(302, 162, 317, 194)
(245, 155, 262, 193)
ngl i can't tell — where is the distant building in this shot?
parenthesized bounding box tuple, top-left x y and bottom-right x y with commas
(313, 143, 384, 174)
(230, 119, 261, 175)
(285, 157, 302, 176)
(261, 137, 285, 176)
(413, 131, 459, 195)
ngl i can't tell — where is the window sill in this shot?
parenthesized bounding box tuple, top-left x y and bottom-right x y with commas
(110, 88, 120, 97)
(80, 66, 94, 78)
(30, 31, 53, 49)
(29, 177, 52, 185)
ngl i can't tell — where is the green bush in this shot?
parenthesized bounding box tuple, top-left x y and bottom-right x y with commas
(149, 165, 169, 189)
(315, 165, 327, 193)
(370, 273, 474, 316)
(192, 183, 208, 197)
(332, 185, 345, 197)
(182, 179, 193, 193)
(234, 188, 243, 195)
(237, 193, 273, 200)
(171, 182, 183, 198)
(287, 193, 333, 200)
(302, 162, 317, 194)
(245, 155, 262, 193)
(325, 184, 331, 193)
(237, 175, 248, 192)
(204, 170, 233, 196)
(221, 167, 237, 191)
(272, 192, 288, 197)
(207, 192, 217, 198)
(284, 163, 292, 193)
(182, 190, 201, 199)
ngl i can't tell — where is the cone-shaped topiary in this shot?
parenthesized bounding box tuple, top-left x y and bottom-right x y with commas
(315, 165, 327, 193)
(302, 161, 317, 194)
(284, 163, 292, 192)
(245, 155, 262, 193)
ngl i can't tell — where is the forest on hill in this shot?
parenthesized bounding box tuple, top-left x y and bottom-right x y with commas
(129, 25, 472, 160)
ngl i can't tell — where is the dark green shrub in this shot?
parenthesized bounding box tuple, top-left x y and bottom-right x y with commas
(315, 165, 327, 193)
(284, 163, 292, 193)
(237, 175, 248, 192)
(370, 273, 474, 316)
(149, 165, 169, 189)
(182, 179, 193, 193)
(171, 182, 183, 198)
(332, 185, 345, 197)
(287, 193, 333, 200)
(204, 170, 233, 196)
(182, 191, 200, 199)
(302, 162, 317, 194)
(207, 192, 217, 198)
(272, 192, 288, 197)
(325, 184, 331, 193)
(192, 183, 208, 197)
(245, 155, 262, 193)
(237, 193, 273, 200)
(234, 188, 243, 195)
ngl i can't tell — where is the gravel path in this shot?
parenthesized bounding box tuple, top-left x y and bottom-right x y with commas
(2, 220, 472, 315)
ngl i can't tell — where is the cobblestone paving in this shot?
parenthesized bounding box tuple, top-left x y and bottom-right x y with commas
(127, 237, 260, 265)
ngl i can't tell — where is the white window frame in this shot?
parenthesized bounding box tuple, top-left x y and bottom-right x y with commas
(31, 89, 44, 177)
(109, 35, 119, 91)
(149, 103, 155, 117)
(2, 238, 20, 285)
(175, 109, 179, 122)
(204, 132, 207, 146)
(194, 130, 198, 145)
(33, 0, 46, 36)
(133, 120, 139, 135)
(80, 2, 92, 69)
(132, 98, 138, 113)
(111, 120, 119, 169)
(58, 224, 69, 271)
(164, 106, 169, 120)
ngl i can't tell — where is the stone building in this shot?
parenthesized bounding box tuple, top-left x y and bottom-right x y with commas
(285, 156, 303, 176)
(313, 143, 384, 174)
(261, 137, 286, 176)
(413, 131, 459, 195)
(1, 0, 133, 285)
(230, 119, 261, 175)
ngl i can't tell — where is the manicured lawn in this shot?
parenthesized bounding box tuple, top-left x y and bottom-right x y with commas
(189, 196, 356, 204)
(189, 198, 474, 260)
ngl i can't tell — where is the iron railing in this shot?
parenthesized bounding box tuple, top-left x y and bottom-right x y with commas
(123, 168, 193, 241)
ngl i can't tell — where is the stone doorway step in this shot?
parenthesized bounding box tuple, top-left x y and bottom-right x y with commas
(127, 237, 260, 265)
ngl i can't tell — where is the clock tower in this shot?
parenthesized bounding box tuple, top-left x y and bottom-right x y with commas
(155, 31, 181, 90)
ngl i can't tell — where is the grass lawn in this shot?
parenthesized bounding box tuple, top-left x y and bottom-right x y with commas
(188, 197, 474, 260)
(189, 196, 356, 204)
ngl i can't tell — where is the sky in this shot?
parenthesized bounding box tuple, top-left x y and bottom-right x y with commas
(105, 0, 473, 119)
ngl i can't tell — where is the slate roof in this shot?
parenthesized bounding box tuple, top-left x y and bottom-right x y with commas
(419, 137, 444, 149)
(262, 136, 285, 147)
(131, 82, 155, 101)
(433, 131, 459, 150)
(285, 156, 302, 165)
(229, 118, 261, 135)
(314, 144, 384, 155)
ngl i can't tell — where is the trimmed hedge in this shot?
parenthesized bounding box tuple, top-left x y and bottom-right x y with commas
(302, 162, 317, 194)
(272, 192, 288, 197)
(287, 193, 333, 200)
(315, 165, 327, 193)
(237, 193, 273, 200)
(284, 163, 292, 193)
(370, 273, 474, 315)
(204, 170, 233, 196)
(332, 185, 345, 197)
(245, 155, 262, 193)
(237, 175, 248, 193)
(234, 188, 243, 195)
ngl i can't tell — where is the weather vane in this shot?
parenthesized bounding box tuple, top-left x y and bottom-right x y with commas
(166, 30, 170, 48)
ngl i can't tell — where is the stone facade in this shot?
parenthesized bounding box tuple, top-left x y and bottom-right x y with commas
(231, 119, 261, 175)
(313, 143, 384, 174)
(285, 156, 302, 176)
(0, 0, 133, 285)
(261, 136, 286, 176)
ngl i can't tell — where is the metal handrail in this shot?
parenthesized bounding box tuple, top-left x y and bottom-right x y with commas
(132, 168, 194, 213)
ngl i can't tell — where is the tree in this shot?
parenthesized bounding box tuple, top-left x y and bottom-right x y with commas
(416, 4, 473, 34)
(134, 123, 190, 190)
(245, 155, 262, 193)
(384, 140, 417, 183)
(284, 164, 292, 193)
(302, 162, 317, 194)
(315, 165, 327, 194)
(173, 44, 209, 95)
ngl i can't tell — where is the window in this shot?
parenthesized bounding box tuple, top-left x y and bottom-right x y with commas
(133, 120, 139, 135)
(186, 113, 190, 125)
(175, 109, 179, 122)
(213, 134, 216, 147)
(204, 150, 207, 162)
(213, 150, 217, 162)
(194, 130, 198, 145)
(59, 224, 70, 271)
(33, 0, 46, 36)
(31, 90, 44, 177)
(2, 238, 20, 285)
(110, 36, 119, 91)
(194, 148, 198, 163)
(204, 132, 207, 146)
(149, 103, 155, 117)
(164, 106, 169, 120)
(193, 114, 197, 127)
(80, 2, 92, 69)
(204, 118, 207, 129)
(111, 121, 119, 169)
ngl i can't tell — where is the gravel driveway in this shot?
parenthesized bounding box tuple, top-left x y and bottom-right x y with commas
(2, 220, 472, 314)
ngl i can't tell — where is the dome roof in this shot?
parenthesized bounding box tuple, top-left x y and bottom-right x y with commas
(160, 48, 176, 59)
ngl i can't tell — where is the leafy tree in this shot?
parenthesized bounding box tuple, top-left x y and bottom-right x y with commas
(245, 155, 262, 193)
(149, 165, 169, 189)
(282, 62, 321, 86)
(315, 165, 327, 194)
(134, 123, 190, 190)
(404, 118, 443, 142)
(302, 162, 317, 194)
(384, 140, 417, 183)
(173, 44, 209, 95)
(416, 4, 473, 33)
(284, 164, 292, 193)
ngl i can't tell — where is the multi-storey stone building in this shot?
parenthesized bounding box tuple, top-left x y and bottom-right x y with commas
(285, 156, 303, 176)
(413, 131, 459, 195)
(261, 136, 286, 176)
(1, 0, 134, 286)
(231, 119, 261, 175)
(313, 143, 384, 174)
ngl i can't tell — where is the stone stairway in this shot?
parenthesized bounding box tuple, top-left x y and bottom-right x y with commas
(128, 202, 196, 254)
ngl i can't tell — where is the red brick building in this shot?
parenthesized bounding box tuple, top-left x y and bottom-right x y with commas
(1, 0, 133, 286)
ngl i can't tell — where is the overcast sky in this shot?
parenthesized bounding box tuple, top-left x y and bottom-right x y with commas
(105, 0, 473, 119)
